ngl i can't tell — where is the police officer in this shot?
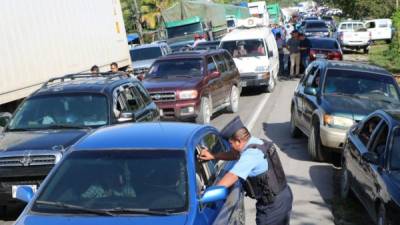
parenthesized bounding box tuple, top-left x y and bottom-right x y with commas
(200, 117, 293, 225)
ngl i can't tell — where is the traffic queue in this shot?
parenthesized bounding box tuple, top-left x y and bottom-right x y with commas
(0, 2, 399, 225)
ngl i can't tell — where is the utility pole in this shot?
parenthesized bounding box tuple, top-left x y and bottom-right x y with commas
(131, 0, 144, 44)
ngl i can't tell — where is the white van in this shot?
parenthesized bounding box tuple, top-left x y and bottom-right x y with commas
(365, 19, 393, 43)
(220, 18, 279, 92)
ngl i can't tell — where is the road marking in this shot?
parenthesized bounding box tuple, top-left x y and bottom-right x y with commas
(246, 93, 270, 131)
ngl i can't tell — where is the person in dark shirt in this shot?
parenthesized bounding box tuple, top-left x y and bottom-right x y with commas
(299, 33, 311, 74)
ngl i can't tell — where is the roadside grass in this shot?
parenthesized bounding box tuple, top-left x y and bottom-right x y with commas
(331, 168, 374, 225)
(369, 43, 400, 75)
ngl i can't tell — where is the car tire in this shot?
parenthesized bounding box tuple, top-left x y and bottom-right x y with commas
(290, 109, 302, 138)
(227, 85, 239, 113)
(0, 205, 7, 218)
(308, 123, 329, 162)
(363, 47, 369, 54)
(267, 76, 276, 93)
(376, 203, 387, 225)
(196, 97, 211, 124)
(340, 158, 351, 199)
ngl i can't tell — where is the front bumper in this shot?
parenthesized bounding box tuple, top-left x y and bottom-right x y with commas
(240, 72, 270, 88)
(0, 165, 53, 205)
(319, 125, 347, 151)
(155, 99, 200, 121)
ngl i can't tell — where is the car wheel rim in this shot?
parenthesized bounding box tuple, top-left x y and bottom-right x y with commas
(269, 77, 275, 90)
(231, 87, 239, 111)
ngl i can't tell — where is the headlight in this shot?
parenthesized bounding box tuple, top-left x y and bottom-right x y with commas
(255, 66, 268, 72)
(323, 114, 354, 129)
(178, 90, 198, 100)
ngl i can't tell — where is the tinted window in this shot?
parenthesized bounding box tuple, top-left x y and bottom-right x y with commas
(305, 21, 328, 29)
(147, 59, 204, 78)
(32, 150, 187, 213)
(323, 69, 400, 103)
(221, 39, 266, 58)
(227, 19, 235, 28)
(340, 24, 349, 30)
(391, 128, 400, 170)
(8, 94, 108, 130)
(366, 22, 376, 29)
(124, 87, 143, 111)
(135, 83, 152, 104)
(213, 54, 227, 73)
(207, 57, 217, 73)
(223, 52, 236, 70)
(130, 47, 162, 61)
(359, 116, 381, 146)
(310, 39, 339, 49)
(166, 23, 202, 39)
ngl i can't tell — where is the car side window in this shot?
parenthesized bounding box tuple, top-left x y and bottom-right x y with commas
(369, 121, 388, 158)
(223, 52, 236, 71)
(213, 54, 227, 73)
(359, 116, 382, 146)
(124, 86, 144, 112)
(301, 64, 318, 85)
(207, 57, 217, 74)
(135, 83, 152, 105)
(390, 128, 400, 170)
(114, 89, 128, 117)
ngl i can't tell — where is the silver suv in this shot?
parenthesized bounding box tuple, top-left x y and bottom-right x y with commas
(130, 43, 171, 77)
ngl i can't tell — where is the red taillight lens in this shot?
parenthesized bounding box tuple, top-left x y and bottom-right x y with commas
(309, 50, 317, 60)
(328, 51, 342, 60)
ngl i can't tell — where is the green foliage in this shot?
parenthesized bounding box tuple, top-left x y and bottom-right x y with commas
(330, 0, 397, 19)
(385, 10, 400, 71)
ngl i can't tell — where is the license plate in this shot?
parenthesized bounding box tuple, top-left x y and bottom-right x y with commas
(240, 81, 247, 87)
(159, 109, 163, 117)
(316, 54, 326, 59)
(12, 185, 37, 198)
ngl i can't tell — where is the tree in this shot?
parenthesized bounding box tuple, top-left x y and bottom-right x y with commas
(140, 0, 176, 30)
(331, 0, 397, 19)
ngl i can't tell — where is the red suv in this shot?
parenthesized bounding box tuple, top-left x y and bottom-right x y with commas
(143, 50, 241, 123)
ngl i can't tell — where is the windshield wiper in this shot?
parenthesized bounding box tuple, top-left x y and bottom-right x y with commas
(35, 200, 114, 216)
(6, 128, 33, 132)
(104, 207, 173, 216)
(42, 124, 90, 130)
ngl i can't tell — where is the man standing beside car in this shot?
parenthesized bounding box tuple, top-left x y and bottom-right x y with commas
(287, 30, 301, 78)
(299, 33, 311, 73)
(200, 117, 293, 225)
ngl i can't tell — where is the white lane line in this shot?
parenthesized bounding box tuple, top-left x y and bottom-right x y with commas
(246, 93, 270, 131)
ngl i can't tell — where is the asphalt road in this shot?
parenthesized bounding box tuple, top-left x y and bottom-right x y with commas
(0, 52, 367, 225)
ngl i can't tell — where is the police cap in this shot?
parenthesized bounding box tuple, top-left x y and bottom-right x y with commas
(220, 116, 245, 139)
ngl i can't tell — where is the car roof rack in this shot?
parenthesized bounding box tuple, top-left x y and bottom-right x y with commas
(42, 72, 127, 87)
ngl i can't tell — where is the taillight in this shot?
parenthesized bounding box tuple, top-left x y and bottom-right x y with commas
(328, 51, 342, 60)
(309, 50, 317, 60)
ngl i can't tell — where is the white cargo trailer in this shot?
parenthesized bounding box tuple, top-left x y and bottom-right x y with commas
(0, 0, 131, 110)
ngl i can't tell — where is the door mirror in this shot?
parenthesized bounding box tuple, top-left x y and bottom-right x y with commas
(118, 112, 135, 123)
(16, 186, 34, 203)
(0, 112, 12, 128)
(209, 71, 220, 79)
(362, 152, 379, 165)
(200, 186, 228, 204)
(304, 87, 317, 96)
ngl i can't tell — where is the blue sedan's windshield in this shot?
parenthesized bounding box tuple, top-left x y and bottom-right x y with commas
(8, 94, 108, 130)
(32, 150, 187, 214)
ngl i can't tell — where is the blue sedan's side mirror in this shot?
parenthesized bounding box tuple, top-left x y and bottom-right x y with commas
(200, 186, 228, 204)
(304, 86, 317, 96)
(16, 186, 34, 203)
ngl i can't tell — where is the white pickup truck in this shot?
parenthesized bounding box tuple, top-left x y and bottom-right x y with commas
(336, 21, 371, 54)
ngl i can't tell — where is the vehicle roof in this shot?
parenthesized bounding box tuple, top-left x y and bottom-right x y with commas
(33, 75, 137, 97)
(159, 49, 227, 60)
(324, 61, 391, 76)
(221, 27, 272, 41)
(339, 21, 363, 24)
(305, 20, 326, 24)
(383, 110, 400, 124)
(74, 122, 207, 150)
(131, 43, 167, 50)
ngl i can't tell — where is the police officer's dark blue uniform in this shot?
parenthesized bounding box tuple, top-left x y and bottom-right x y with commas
(200, 117, 293, 225)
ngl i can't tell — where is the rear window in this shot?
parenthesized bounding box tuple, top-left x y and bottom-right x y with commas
(310, 39, 339, 49)
(306, 22, 328, 29)
(147, 59, 204, 78)
(220, 39, 266, 58)
(130, 47, 162, 61)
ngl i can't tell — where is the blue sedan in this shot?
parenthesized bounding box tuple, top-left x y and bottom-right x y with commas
(14, 122, 244, 225)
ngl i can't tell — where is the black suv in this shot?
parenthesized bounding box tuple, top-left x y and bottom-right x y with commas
(290, 60, 400, 161)
(0, 73, 158, 211)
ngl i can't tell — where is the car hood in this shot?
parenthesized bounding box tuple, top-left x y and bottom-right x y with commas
(0, 130, 89, 152)
(233, 56, 269, 74)
(15, 214, 188, 225)
(321, 95, 400, 120)
(143, 77, 202, 91)
(132, 59, 156, 69)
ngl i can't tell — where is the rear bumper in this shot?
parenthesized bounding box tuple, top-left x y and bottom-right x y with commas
(340, 41, 370, 47)
(319, 125, 347, 151)
(240, 72, 270, 88)
(155, 99, 200, 120)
